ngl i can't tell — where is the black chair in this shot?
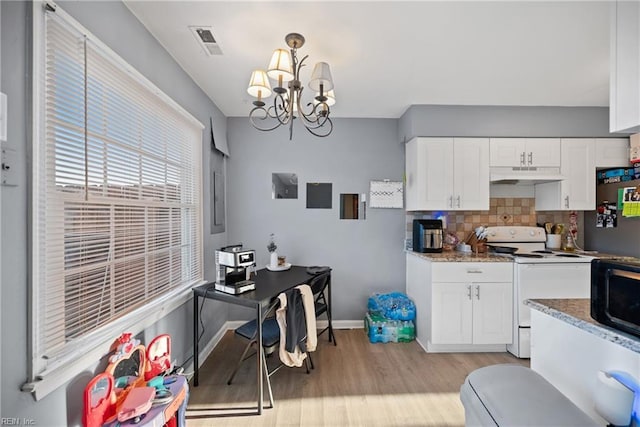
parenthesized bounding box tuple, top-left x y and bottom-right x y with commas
(309, 271, 336, 345)
(227, 295, 312, 408)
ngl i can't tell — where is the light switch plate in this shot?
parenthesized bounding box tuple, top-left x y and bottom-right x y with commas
(1, 147, 17, 186)
(0, 92, 7, 142)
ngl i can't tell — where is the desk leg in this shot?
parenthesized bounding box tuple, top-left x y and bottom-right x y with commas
(193, 293, 199, 387)
(328, 275, 337, 345)
(257, 304, 263, 414)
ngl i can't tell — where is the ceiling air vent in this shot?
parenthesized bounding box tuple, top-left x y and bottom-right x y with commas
(189, 26, 223, 56)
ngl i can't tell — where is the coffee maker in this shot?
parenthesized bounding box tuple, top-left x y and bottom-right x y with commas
(214, 244, 256, 294)
(413, 219, 444, 253)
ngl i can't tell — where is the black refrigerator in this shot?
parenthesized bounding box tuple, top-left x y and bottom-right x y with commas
(584, 171, 640, 258)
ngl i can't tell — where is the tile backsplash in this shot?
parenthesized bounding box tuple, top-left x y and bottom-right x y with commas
(407, 197, 584, 246)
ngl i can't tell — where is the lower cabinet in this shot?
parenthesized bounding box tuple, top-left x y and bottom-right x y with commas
(431, 281, 512, 345)
(406, 254, 513, 352)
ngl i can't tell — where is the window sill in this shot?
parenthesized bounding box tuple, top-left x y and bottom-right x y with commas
(22, 285, 197, 401)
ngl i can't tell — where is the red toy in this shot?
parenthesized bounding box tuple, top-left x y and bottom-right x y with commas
(145, 334, 172, 381)
(83, 372, 115, 427)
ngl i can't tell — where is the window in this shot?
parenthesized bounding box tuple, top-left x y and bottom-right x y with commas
(29, 3, 203, 397)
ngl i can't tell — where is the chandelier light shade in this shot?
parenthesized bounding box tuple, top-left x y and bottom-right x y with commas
(309, 62, 334, 92)
(267, 49, 294, 87)
(247, 32, 335, 139)
(247, 70, 272, 106)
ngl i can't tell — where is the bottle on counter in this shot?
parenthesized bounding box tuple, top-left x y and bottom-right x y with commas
(564, 233, 575, 252)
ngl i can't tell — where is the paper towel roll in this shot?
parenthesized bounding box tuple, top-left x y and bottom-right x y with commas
(594, 371, 634, 426)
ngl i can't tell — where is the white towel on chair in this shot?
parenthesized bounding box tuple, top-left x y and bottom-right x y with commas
(276, 284, 317, 367)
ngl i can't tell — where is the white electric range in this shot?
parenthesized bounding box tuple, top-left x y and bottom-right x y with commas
(485, 226, 593, 358)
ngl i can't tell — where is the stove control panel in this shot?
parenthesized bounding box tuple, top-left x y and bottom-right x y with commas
(486, 226, 546, 243)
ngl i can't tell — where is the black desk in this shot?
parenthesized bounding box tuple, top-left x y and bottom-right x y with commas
(192, 265, 331, 414)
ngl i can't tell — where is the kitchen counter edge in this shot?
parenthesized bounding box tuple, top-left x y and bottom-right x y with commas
(406, 250, 512, 263)
(525, 298, 640, 355)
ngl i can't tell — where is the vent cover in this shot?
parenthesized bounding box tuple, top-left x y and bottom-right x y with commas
(189, 26, 223, 56)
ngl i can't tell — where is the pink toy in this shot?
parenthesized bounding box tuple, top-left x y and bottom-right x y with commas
(117, 386, 156, 423)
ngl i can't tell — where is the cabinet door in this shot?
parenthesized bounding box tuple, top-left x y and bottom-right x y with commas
(490, 138, 527, 167)
(595, 138, 630, 168)
(560, 138, 595, 210)
(526, 138, 561, 167)
(610, 1, 640, 133)
(453, 138, 490, 210)
(431, 282, 472, 344)
(472, 282, 513, 344)
(407, 138, 455, 210)
(535, 139, 596, 211)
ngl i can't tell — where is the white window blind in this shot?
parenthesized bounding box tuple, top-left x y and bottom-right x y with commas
(31, 4, 203, 386)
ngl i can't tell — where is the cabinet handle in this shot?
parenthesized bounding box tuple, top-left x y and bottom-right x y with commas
(466, 269, 483, 273)
(456, 195, 461, 208)
(564, 196, 570, 208)
(475, 285, 480, 300)
(449, 195, 453, 208)
(520, 152, 526, 166)
(467, 285, 472, 300)
(528, 152, 533, 165)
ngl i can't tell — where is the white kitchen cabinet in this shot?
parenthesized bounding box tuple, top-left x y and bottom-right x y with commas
(535, 138, 595, 211)
(490, 138, 560, 168)
(610, 1, 640, 133)
(432, 269, 512, 346)
(405, 137, 489, 211)
(594, 138, 630, 168)
(431, 282, 473, 344)
(431, 282, 513, 345)
(406, 254, 513, 352)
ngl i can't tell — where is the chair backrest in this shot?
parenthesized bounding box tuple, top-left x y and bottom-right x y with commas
(309, 272, 330, 297)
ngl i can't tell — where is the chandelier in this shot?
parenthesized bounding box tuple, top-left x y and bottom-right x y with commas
(247, 33, 335, 140)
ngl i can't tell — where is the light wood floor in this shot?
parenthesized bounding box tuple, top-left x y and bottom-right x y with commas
(186, 329, 528, 427)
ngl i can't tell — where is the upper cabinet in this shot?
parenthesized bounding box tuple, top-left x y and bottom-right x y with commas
(490, 138, 560, 168)
(405, 137, 489, 211)
(535, 139, 596, 211)
(610, 1, 640, 133)
(594, 138, 630, 167)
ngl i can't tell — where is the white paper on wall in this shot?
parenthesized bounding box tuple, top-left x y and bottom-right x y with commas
(369, 180, 403, 208)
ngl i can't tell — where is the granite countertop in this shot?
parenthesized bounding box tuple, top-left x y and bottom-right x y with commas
(407, 250, 512, 263)
(525, 298, 640, 354)
(590, 252, 640, 263)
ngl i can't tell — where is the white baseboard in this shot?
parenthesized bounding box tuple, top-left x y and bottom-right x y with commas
(331, 319, 364, 329)
(185, 319, 365, 375)
(426, 342, 507, 353)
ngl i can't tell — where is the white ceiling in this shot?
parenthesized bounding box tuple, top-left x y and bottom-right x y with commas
(124, 1, 610, 119)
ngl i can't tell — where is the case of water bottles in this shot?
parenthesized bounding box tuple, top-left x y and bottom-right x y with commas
(365, 292, 416, 343)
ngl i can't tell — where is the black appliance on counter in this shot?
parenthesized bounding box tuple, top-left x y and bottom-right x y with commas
(591, 258, 640, 338)
(413, 219, 443, 253)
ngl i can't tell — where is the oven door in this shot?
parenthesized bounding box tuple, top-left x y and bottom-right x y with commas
(516, 263, 591, 326)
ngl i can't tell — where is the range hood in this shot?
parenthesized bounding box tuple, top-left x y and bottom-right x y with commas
(490, 167, 565, 184)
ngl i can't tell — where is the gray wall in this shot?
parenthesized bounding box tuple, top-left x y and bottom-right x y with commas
(226, 106, 620, 322)
(1, 1, 227, 425)
(399, 105, 621, 142)
(226, 117, 406, 321)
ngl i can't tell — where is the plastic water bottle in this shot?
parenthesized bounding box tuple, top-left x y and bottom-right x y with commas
(407, 320, 415, 341)
(383, 322, 391, 343)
